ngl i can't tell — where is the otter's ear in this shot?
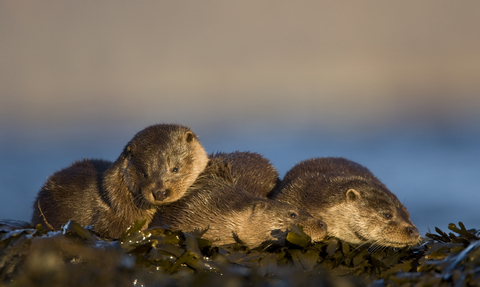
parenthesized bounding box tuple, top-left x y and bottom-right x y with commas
(185, 131, 195, 143)
(346, 189, 361, 202)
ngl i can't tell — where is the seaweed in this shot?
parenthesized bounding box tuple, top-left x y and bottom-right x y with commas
(1, 219, 479, 286)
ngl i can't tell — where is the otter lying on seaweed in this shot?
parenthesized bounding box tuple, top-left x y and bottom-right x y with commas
(270, 157, 421, 248)
(31, 124, 208, 238)
(150, 153, 327, 248)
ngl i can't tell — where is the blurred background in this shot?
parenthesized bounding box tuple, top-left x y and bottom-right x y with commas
(1, 1, 479, 235)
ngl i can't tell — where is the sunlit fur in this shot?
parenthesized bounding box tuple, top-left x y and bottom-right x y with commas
(270, 157, 421, 248)
(150, 157, 327, 248)
(209, 151, 280, 197)
(31, 124, 208, 238)
(112, 125, 208, 207)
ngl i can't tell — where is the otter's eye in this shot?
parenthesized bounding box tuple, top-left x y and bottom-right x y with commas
(289, 212, 297, 219)
(141, 171, 148, 179)
(172, 167, 178, 173)
(383, 212, 392, 220)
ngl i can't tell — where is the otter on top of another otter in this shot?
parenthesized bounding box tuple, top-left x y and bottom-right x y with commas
(31, 124, 209, 238)
(270, 157, 421, 248)
(150, 154, 327, 249)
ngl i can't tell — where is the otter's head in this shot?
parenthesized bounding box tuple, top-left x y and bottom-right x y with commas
(326, 180, 421, 248)
(121, 124, 208, 208)
(238, 199, 326, 248)
(274, 172, 420, 248)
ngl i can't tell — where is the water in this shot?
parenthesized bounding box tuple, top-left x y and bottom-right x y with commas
(1, 122, 479, 236)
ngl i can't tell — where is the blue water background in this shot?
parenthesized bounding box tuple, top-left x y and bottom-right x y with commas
(1, 121, 479, 237)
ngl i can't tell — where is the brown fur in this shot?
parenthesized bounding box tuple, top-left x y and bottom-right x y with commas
(210, 151, 280, 197)
(31, 124, 208, 238)
(270, 157, 420, 248)
(150, 157, 326, 248)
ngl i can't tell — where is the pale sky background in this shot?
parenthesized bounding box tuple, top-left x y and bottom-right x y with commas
(1, 1, 480, 233)
(1, 1, 479, 131)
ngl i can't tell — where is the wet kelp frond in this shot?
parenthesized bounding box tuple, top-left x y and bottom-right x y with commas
(1, 220, 479, 286)
(378, 222, 480, 286)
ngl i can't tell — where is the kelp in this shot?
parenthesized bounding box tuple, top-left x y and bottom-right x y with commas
(379, 222, 480, 287)
(1, 220, 480, 287)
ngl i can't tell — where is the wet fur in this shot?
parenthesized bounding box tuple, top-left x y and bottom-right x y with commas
(270, 157, 420, 248)
(210, 151, 280, 197)
(150, 156, 326, 248)
(31, 124, 208, 238)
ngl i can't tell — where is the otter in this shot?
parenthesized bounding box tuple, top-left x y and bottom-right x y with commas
(31, 124, 209, 238)
(270, 157, 420, 248)
(149, 156, 326, 248)
(210, 151, 280, 197)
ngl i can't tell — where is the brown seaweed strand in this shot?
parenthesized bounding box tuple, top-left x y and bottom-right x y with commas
(37, 201, 54, 231)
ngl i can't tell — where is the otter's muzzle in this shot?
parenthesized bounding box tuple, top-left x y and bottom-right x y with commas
(406, 226, 420, 239)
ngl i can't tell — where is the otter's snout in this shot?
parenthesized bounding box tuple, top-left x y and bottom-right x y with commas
(406, 226, 420, 238)
(153, 189, 170, 201)
(305, 219, 328, 243)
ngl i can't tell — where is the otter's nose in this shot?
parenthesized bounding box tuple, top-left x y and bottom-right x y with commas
(406, 226, 420, 238)
(153, 189, 170, 201)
